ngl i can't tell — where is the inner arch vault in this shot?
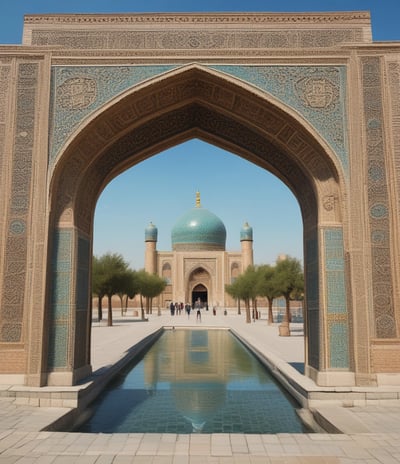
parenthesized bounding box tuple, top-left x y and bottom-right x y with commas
(48, 65, 347, 386)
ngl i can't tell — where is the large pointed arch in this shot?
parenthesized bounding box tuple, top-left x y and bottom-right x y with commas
(45, 64, 350, 386)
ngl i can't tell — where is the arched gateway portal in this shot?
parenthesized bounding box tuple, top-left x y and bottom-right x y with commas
(0, 12, 399, 390)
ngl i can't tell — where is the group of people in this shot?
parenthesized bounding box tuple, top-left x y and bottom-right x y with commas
(169, 299, 203, 321)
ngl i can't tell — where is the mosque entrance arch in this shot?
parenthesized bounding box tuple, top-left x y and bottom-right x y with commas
(188, 268, 212, 308)
(192, 285, 208, 309)
(45, 64, 349, 388)
(2, 12, 400, 390)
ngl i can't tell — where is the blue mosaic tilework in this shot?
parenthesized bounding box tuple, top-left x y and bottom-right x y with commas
(49, 65, 177, 165)
(305, 236, 319, 370)
(76, 236, 90, 310)
(48, 229, 73, 369)
(324, 228, 349, 369)
(329, 321, 349, 369)
(49, 65, 348, 176)
(50, 229, 72, 318)
(212, 65, 348, 175)
(324, 228, 347, 314)
(48, 323, 68, 369)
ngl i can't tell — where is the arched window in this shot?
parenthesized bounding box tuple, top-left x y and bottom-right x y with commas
(231, 262, 240, 283)
(162, 262, 172, 284)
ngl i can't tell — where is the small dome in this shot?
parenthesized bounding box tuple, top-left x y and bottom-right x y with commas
(240, 222, 253, 241)
(145, 222, 158, 242)
(171, 193, 226, 251)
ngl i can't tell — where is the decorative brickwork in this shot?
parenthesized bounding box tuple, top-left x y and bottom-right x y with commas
(50, 65, 348, 176)
(362, 57, 396, 339)
(0, 62, 38, 343)
(48, 229, 73, 369)
(24, 12, 370, 50)
(324, 228, 349, 369)
(32, 28, 364, 50)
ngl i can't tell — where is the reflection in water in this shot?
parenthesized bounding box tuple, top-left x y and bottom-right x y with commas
(78, 329, 306, 433)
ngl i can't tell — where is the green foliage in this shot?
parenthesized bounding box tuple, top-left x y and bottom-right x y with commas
(255, 264, 281, 324)
(91, 253, 135, 325)
(274, 256, 304, 324)
(226, 259, 304, 326)
(256, 264, 281, 300)
(226, 266, 258, 323)
(274, 256, 304, 298)
(136, 270, 167, 318)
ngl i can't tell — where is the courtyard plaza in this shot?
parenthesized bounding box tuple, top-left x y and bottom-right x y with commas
(1, 309, 400, 463)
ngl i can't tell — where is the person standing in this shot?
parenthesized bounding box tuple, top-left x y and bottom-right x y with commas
(185, 303, 191, 318)
(195, 299, 201, 322)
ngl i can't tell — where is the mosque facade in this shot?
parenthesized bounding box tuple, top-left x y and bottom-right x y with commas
(144, 193, 253, 310)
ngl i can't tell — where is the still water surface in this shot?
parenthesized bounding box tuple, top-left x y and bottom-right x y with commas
(78, 329, 307, 433)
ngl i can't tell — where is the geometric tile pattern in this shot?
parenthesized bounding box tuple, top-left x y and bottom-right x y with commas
(49, 65, 177, 165)
(361, 57, 396, 339)
(0, 62, 38, 343)
(76, 236, 90, 310)
(324, 228, 349, 369)
(305, 235, 320, 370)
(48, 229, 73, 369)
(49, 64, 348, 178)
(212, 65, 348, 175)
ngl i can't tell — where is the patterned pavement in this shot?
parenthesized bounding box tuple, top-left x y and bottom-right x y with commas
(1, 310, 400, 463)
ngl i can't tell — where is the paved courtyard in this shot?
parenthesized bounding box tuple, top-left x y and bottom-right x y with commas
(1, 309, 400, 463)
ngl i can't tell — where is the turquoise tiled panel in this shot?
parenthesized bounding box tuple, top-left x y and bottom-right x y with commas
(48, 229, 73, 368)
(212, 65, 348, 176)
(329, 322, 349, 369)
(305, 236, 319, 370)
(48, 323, 68, 369)
(49, 64, 348, 178)
(324, 229, 347, 314)
(49, 65, 177, 165)
(76, 236, 90, 310)
(50, 229, 72, 319)
(324, 228, 349, 369)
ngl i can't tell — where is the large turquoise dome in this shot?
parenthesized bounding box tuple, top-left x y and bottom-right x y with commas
(171, 194, 226, 251)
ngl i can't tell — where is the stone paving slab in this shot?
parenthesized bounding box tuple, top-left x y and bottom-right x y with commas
(1, 311, 400, 462)
(1, 430, 400, 462)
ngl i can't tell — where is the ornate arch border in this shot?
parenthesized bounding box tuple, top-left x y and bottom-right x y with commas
(45, 64, 351, 386)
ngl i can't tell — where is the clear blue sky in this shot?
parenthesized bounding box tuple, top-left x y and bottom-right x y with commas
(1, 1, 398, 269)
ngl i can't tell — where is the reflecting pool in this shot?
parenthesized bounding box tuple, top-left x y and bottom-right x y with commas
(78, 329, 307, 433)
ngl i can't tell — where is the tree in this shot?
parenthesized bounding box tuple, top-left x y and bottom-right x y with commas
(226, 266, 258, 323)
(136, 270, 166, 319)
(274, 256, 304, 336)
(92, 253, 129, 326)
(92, 255, 106, 321)
(256, 264, 280, 325)
(117, 269, 140, 315)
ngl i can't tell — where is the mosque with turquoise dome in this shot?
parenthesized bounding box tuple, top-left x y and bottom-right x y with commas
(144, 192, 253, 309)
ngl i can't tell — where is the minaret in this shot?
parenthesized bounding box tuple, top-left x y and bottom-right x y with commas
(195, 190, 201, 208)
(144, 222, 158, 274)
(240, 222, 254, 271)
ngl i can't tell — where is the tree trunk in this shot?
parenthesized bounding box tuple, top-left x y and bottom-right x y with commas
(98, 295, 103, 321)
(140, 295, 145, 320)
(267, 297, 274, 325)
(237, 298, 241, 315)
(107, 294, 113, 327)
(245, 299, 251, 323)
(285, 295, 292, 323)
(119, 295, 124, 316)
